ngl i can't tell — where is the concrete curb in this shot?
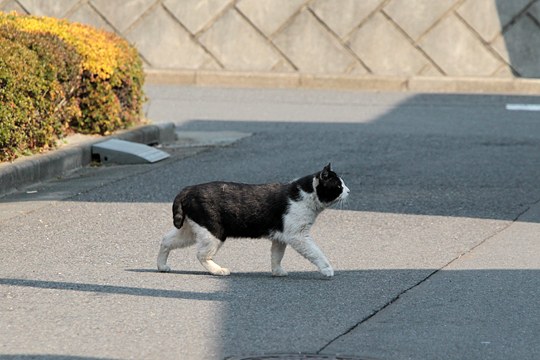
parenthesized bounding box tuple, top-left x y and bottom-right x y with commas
(0, 122, 176, 197)
(145, 69, 540, 95)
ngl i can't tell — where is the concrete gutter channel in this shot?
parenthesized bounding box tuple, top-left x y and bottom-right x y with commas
(0, 122, 176, 198)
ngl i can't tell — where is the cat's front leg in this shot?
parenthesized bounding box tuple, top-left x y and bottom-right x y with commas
(288, 235, 334, 278)
(271, 240, 288, 277)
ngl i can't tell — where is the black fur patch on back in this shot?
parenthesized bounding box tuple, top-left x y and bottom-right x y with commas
(173, 182, 290, 241)
(171, 165, 346, 241)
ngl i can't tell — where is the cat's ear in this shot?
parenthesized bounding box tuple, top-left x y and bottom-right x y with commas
(320, 163, 331, 180)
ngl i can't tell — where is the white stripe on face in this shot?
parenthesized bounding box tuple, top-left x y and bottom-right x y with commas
(340, 178, 350, 200)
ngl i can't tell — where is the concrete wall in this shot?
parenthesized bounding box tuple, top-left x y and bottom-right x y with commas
(2, 0, 540, 82)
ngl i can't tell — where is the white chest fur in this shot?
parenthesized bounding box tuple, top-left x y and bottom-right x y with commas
(271, 189, 322, 242)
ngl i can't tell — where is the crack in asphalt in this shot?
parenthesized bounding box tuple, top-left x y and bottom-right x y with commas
(316, 198, 540, 354)
(316, 266, 440, 355)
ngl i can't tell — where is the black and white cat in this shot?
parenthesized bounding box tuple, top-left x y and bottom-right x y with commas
(157, 164, 350, 277)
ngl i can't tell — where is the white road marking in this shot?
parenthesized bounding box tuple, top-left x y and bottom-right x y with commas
(506, 103, 540, 111)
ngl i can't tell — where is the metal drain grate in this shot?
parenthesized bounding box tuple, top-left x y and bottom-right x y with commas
(225, 354, 373, 360)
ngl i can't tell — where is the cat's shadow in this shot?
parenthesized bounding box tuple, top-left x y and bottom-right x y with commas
(126, 268, 208, 276)
(125, 268, 332, 281)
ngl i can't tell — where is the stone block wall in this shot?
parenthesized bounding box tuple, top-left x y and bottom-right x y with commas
(2, 0, 540, 79)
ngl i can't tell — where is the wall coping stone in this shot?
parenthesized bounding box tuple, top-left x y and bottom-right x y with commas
(145, 69, 540, 95)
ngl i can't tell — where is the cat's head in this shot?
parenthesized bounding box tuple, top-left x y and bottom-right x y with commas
(314, 163, 350, 205)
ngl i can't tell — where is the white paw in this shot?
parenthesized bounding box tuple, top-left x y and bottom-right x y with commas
(211, 267, 231, 276)
(272, 267, 288, 277)
(157, 264, 171, 273)
(320, 266, 334, 277)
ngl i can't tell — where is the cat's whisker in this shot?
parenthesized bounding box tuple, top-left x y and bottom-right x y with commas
(337, 196, 349, 210)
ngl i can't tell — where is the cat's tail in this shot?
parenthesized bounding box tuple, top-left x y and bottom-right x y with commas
(172, 196, 185, 229)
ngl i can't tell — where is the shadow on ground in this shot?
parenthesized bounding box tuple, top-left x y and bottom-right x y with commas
(25, 93, 540, 223)
(2, 268, 539, 358)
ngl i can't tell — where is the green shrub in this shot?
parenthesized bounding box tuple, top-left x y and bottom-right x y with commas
(0, 12, 145, 161)
(0, 26, 81, 160)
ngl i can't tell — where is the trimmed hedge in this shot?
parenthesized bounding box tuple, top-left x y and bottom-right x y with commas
(0, 12, 145, 161)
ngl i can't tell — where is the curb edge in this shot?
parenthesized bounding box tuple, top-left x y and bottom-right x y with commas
(0, 122, 176, 198)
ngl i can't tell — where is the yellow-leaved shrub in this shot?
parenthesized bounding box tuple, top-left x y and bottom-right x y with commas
(0, 12, 145, 161)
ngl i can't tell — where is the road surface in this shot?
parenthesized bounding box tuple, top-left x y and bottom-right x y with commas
(1, 86, 539, 359)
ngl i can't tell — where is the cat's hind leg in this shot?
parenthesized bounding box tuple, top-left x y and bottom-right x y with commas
(271, 240, 288, 277)
(190, 220, 230, 276)
(157, 223, 196, 272)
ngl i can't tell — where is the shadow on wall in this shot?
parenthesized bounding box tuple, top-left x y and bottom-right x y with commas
(496, 0, 540, 77)
(2, 0, 540, 79)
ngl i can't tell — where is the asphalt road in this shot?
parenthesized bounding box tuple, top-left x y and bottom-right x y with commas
(1, 86, 540, 360)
